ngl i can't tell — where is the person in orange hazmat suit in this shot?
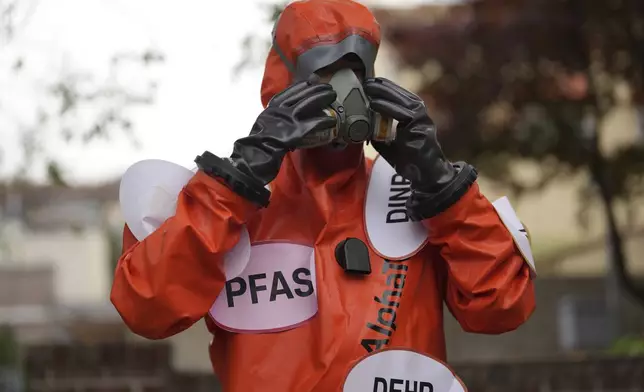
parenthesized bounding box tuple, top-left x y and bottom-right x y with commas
(110, 0, 536, 391)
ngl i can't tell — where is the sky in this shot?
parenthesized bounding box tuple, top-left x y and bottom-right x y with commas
(0, 0, 452, 185)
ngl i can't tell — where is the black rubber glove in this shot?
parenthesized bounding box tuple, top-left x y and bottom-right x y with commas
(364, 77, 477, 220)
(230, 77, 337, 185)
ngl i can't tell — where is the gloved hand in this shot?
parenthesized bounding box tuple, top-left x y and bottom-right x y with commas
(364, 77, 477, 219)
(230, 77, 337, 185)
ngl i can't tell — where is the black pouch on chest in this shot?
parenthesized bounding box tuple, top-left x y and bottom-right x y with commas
(335, 237, 371, 275)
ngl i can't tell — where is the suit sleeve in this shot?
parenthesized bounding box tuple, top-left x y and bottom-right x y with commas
(110, 171, 257, 340)
(423, 182, 535, 334)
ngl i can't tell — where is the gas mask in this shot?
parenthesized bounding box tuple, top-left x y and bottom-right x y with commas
(300, 69, 395, 149)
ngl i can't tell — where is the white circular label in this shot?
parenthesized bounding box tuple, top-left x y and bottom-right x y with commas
(120, 159, 195, 241)
(365, 155, 429, 260)
(210, 242, 317, 333)
(343, 349, 467, 392)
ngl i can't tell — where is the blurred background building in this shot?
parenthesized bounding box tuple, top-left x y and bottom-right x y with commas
(1, 0, 643, 391)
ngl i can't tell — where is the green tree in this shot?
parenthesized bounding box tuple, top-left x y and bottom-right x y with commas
(107, 225, 122, 275)
(610, 334, 644, 356)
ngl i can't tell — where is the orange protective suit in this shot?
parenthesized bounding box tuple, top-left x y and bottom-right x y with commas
(111, 1, 535, 391)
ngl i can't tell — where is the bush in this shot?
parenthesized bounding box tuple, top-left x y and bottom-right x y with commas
(0, 325, 18, 367)
(609, 334, 644, 356)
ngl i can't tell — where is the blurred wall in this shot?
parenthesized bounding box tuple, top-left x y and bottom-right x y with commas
(0, 220, 111, 306)
(125, 321, 214, 373)
(445, 277, 644, 362)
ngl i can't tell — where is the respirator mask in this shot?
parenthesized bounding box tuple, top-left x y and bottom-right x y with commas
(300, 68, 396, 149)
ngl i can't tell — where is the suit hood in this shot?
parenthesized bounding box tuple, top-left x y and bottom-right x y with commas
(261, 0, 381, 107)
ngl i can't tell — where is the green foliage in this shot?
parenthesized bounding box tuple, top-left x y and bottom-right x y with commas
(0, 326, 18, 367)
(106, 226, 122, 277)
(609, 334, 644, 356)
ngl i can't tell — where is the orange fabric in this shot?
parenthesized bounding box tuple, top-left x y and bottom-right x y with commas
(111, 0, 535, 390)
(423, 183, 535, 334)
(111, 171, 257, 339)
